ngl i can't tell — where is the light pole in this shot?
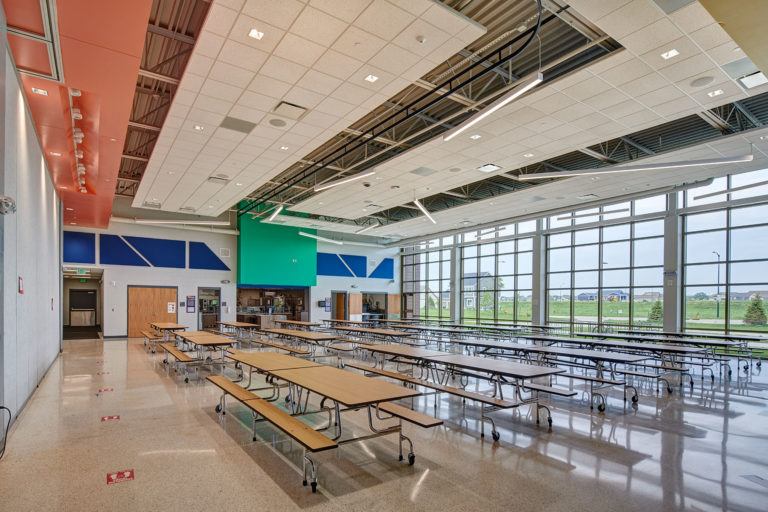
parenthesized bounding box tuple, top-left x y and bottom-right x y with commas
(713, 250, 721, 319)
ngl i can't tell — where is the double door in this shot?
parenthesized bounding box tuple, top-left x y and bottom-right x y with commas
(127, 286, 178, 337)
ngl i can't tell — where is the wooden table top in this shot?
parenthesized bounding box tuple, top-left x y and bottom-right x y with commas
(617, 329, 764, 342)
(271, 365, 420, 407)
(275, 320, 321, 327)
(446, 324, 522, 332)
(218, 321, 259, 328)
(264, 328, 338, 341)
(324, 319, 370, 325)
(226, 351, 322, 372)
(151, 322, 186, 330)
(523, 345, 650, 364)
(330, 326, 412, 337)
(364, 344, 448, 360)
(427, 353, 564, 379)
(178, 332, 235, 346)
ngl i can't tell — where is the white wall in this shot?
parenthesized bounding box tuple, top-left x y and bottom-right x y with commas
(1, 45, 62, 421)
(309, 242, 400, 322)
(66, 222, 237, 336)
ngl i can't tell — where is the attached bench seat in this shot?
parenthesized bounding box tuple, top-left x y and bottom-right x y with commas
(345, 362, 524, 438)
(206, 329, 235, 337)
(523, 382, 578, 398)
(207, 375, 336, 492)
(378, 402, 443, 428)
(141, 330, 162, 353)
(248, 339, 310, 355)
(555, 372, 637, 410)
(159, 343, 199, 382)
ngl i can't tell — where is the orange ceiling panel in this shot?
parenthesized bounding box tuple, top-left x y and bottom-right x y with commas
(6, 33, 52, 75)
(8, 0, 153, 228)
(2, 0, 46, 35)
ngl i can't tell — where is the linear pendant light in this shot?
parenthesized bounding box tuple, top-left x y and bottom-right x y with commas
(266, 204, 283, 221)
(517, 154, 754, 180)
(693, 178, 768, 200)
(355, 222, 380, 234)
(413, 199, 436, 224)
(298, 231, 343, 245)
(314, 170, 376, 192)
(443, 72, 543, 142)
(134, 219, 231, 226)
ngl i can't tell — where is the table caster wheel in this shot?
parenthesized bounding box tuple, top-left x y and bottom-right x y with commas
(163, 359, 168, 364)
(311, 482, 317, 493)
(547, 418, 552, 428)
(184, 377, 189, 383)
(491, 431, 500, 442)
(631, 395, 639, 403)
(757, 361, 762, 368)
(689, 381, 693, 388)
(408, 453, 415, 465)
(744, 365, 749, 371)
(302, 480, 307, 486)
(711, 375, 715, 382)
(598, 403, 605, 412)
(215, 404, 222, 413)
(667, 386, 673, 394)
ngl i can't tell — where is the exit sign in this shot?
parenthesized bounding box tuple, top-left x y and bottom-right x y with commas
(77, 269, 86, 275)
(80, 278, 87, 283)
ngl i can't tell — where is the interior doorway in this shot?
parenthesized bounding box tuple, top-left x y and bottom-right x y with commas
(331, 291, 347, 320)
(198, 287, 221, 330)
(127, 286, 178, 338)
(62, 267, 103, 340)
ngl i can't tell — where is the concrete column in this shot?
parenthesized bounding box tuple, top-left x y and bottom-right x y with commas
(531, 218, 546, 325)
(663, 192, 682, 331)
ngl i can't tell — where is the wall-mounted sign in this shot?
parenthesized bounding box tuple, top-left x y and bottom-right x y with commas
(186, 296, 195, 313)
(324, 297, 331, 313)
(167, 302, 176, 314)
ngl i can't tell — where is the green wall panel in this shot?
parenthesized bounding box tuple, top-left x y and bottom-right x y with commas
(237, 216, 317, 286)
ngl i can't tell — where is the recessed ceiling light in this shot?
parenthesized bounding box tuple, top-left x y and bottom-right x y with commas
(109, 137, 118, 142)
(235, 182, 243, 186)
(105, 179, 110, 182)
(152, 197, 158, 201)
(707, 89, 724, 98)
(208, 204, 214, 208)
(60, 186, 68, 189)
(280, 146, 289, 150)
(167, 171, 175, 175)
(461, 220, 471, 225)
(660, 49, 679, 60)
(70, 222, 76, 225)
(469, 134, 481, 140)
(49, 151, 62, 156)
(31, 87, 48, 96)
(590, 176, 600, 181)
(194, 124, 204, 131)
(523, 153, 534, 158)
(318, 201, 324, 205)
(391, 185, 400, 190)
(248, 28, 264, 40)
(365, 74, 379, 83)
(476, 163, 501, 173)
(66, 207, 74, 211)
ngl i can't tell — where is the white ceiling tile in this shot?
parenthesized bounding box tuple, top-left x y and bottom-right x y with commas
(246, 74, 292, 98)
(332, 25, 388, 61)
(173, 89, 198, 107)
(582, 87, 631, 110)
(228, 104, 266, 124)
(193, 94, 234, 114)
(594, 0, 664, 39)
(617, 72, 669, 97)
(369, 43, 421, 75)
(600, 99, 646, 119)
(241, 0, 305, 30)
(218, 39, 270, 70)
(392, 18, 451, 57)
(313, 49, 363, 80)
(313, 96, 356, 117)
(187, 109, 226, 127)
(560, 75, 613, 101)
(237, 90, 277, 111)
(203, 4, 238, 36)
(296, 69, 343, 95)
(179, 72, 205, 93)
(217, 0, 245, 10)
(309, 0, 371, 23)
(614, 108, 662, 127)
(209, 61, 255, 88)
(273, 32, 327, 67)
(689, 22, 733, 51)
(620, 18, 683, 55)
(259, 55, 308, 83)
(229, 15, 285, 53)
(387, 0, 431, 17)
(185, 54, 214, 76)
(195, 31, 225, 59)
(291, 6, 348, 47)
(355, 1, 415, 40)
(283, 86, 326, 109)
(657, 55, 717, 83)
(200, 79, 243, 102)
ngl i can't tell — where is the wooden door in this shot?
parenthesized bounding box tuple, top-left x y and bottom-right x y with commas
(128, 286, 177, 337)
(348, 293, 363, 318)
(387, 293, 401, 318)
(333, 292, 346, 320)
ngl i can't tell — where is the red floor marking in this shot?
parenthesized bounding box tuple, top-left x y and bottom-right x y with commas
(101, 415, 120, 422)
(106, 469, 134, 484)
(96, 372, 110, 375)
(98, 388, 114, 393)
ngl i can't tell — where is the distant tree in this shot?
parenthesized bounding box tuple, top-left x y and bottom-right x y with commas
(743, 295, 767, 326)
(647, 300, 663, 323)
(692, 292, 709, 300)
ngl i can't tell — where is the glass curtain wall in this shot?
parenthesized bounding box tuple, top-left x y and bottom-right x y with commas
(682, 169, 768, 332)
(459, 221, 535, 324)
(545, 196, 666, 331)
(401, 238, 452, 320)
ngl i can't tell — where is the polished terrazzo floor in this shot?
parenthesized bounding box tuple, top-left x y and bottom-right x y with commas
(1, 337, 767, 511)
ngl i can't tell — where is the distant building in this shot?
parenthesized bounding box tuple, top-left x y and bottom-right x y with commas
(727, 290, 768, 301)
(635, 291, 662, 302)
(576, 289, 629, 302)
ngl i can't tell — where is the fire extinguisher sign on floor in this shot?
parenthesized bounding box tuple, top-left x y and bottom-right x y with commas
(106, 469, 134, 485)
